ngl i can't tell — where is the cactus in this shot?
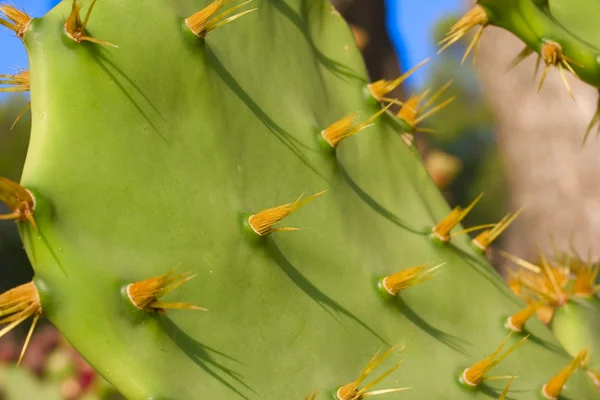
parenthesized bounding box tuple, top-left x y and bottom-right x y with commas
(441, 0, 600, 391)
(440, 0, 600, 140)
(0, 0, 599, 399)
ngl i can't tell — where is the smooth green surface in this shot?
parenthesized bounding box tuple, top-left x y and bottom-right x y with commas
(549, 0, 600, 49)
(16, 0, 598, 399)
(552, 297, 600, 375)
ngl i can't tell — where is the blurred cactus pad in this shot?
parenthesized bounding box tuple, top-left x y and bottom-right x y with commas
(0, 0, 599, 399)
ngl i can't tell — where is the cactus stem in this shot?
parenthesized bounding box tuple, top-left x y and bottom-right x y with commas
(126, 268, 206, 314)
(472, 208, 524, 251)
(367, 58, 429, 101)
(380, 263, 444, 296)
(431, 193, 483, 243)
(185, 0, 256, 39)
(397, 81, 454, 133)
(64, 0, 117, 47)
(0, 282, 42, 366)
(336, 345, 410, 400)
(0, 5, 31, 38)
(0, 177, 37, 229)
(322, 103, 393, 148)
(461, 333, 528, 387)
(437, 5, 488, 64)
(0, 70, 29, 93)
(247, 190, 327, 236)
(537, 40, 581, 99)
(541, 349, 588, 399)
(505, 303, 540, 332)
(498, 374, 516, 400)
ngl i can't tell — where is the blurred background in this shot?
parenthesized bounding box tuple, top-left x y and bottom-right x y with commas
(1, 0, 600, 398)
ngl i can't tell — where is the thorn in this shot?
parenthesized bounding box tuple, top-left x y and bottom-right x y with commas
(10, 101, 30, 130)
(587, 370, 600, 394)
(381, 263, 444, 296)
(0, 282, 42, 365)
(18, 313, 40, 366)
(379, 97, 405, 108)
(472, 207, 524, 251)
(534, 55, 542, 79)
(572, 261, 600, 298)
(500, 250, 569, 307)
(415, 127, 439, 134)
(498, 250, 541, 274)
(321, 103, 393, 148)
(451, 223, 497, 238)
(461, 333, 528, 387)
(507, 270, 523, 296)
(400, 133, 414, 146)
(185, 0, 256, 39)
(248, 190, 327, 236)
(64, 0, 117, 47)
(126, 267, 206, 313)
(537, 40, 579, 99)
(396, 95, 421, 131)
(304, 391, 317, 400)
(0, 5, 31, 38)
(498, 373, 516, 400)
(397, 81, 454, 133)
(461, 25, 484, 65)
(505, 302, 541, 332)
(538, 251, 569, 305)
(0, 177, 37, 229)
(368, 58, 429, 101)
(542, 349, 588, 399)
(0, 70, 29, 93)
(506, 46, 534, 72)
(582, 93, 600, 145)
(437, 5, 488, 62)
(431, 193, 483, 243)
(337, 345, 410, 400)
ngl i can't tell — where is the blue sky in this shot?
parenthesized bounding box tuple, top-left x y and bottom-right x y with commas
(386, 0, 465, 90)
(0, 1, 57, 77)
(0, 0, 463, 95)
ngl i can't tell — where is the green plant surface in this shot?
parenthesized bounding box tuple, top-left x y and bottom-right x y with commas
(552, 297, 600, 376)
(1, 0, 597, 399)
(548, 0, 600, 49)
(477, 0, 600, 88)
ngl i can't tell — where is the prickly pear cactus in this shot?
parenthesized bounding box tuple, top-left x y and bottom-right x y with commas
(0, 0, 599, 399)
(441, 0, 600, 390)
(441, 0, 600, 139)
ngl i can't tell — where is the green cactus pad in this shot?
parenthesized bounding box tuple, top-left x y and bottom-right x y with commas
(6, 0, 598, 398)
(552, 297, 600, 376)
